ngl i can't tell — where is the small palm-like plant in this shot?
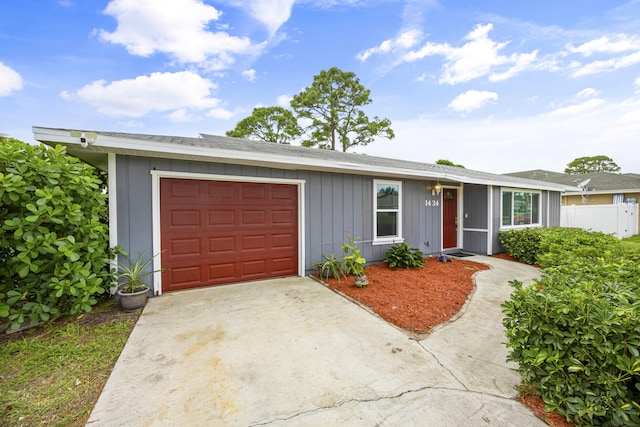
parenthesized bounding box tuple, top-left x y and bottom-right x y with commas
(312, 253, 345, 282)
(115, 251, 163, 293)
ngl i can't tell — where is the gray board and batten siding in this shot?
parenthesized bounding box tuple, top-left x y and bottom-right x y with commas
(116, 154, 444, 274)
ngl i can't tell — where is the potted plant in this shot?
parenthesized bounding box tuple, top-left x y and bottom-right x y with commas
(341, 235, 368, 287)
(114, 251, 163, 311)
(312, 253, 345, 281)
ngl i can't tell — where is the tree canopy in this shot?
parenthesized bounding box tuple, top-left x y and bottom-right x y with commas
(226, 106, 301, 144)
(436, 159, 465, 168)
(564, 155, 621, 174)
(290, 67, 394, 152)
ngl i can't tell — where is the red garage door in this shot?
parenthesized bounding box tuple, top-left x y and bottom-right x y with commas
(160, 178, 298, 292)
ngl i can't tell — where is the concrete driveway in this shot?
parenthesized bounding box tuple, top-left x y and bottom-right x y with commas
(87, 256, 546, 426)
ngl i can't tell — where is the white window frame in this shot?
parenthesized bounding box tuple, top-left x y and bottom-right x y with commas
(373, 179, 403, 245)
(500, 188, 542, 229)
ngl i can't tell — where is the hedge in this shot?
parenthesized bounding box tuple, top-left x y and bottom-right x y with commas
(0, 138, 112, 330)
(501, 227, 640, 426)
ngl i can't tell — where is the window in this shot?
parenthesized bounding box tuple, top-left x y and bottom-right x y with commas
(501, 190, 540, 227)
(374, 180, 402, 243)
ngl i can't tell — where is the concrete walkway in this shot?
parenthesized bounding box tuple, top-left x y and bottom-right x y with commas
(87, 256, 545, 426)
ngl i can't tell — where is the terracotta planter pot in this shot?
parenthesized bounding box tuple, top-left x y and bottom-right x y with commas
(117, 286, 149, 312)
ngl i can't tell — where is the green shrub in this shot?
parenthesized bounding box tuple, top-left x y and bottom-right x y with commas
(0, 139, 112, 330)
(498, 227, 546, 264)
(384, 242, 424, 269)
(502, 228, 640, 426)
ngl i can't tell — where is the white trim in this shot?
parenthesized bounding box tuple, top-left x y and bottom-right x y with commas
(499, 188, 543, 229)
(487, 185, 493, 255)
(373, 179, 403, 244)
(150, 170, 305, 295)
(151, 173, 162, 295)
(107, 153, 118, 249)
(107, 153, 118, 294)
(462, 228, 489, 233)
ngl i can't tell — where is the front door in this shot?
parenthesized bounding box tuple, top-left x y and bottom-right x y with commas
(442, 188, 458, 249)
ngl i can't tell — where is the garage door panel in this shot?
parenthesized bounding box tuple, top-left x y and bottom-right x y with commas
(170, 182, 200, 198)
(208, 263, 236, 281)
(169, 266, 202, 285)
(241, 235, 266, 250)
(272, 233, 295, 249)
(209, 210, 235, 226)
(208, 183, 234, 200)
(208, 237, 235, 253)
(242, 210, 266, 225)
(171, 238, 200, 255)
(242, 184, 266, 200)
(170, 210, 200, 227)
(161, 178, 298, 292)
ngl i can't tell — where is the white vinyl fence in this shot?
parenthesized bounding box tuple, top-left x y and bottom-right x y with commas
(561, 203, 639, 239)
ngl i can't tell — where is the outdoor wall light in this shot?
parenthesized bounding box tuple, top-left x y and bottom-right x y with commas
(432, 182, 442, 196)
(70, 130, 97, 148)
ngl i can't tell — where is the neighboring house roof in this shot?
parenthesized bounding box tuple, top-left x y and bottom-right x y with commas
(506, 169, 640, 194)
(32, 126, 577, 192)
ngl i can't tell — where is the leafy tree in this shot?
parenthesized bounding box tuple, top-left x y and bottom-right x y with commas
(564, 155, 621, 174)
(290, 67, 394, 152)
(226, 106, 301, 144)
(436, 159, 465, 168)
(0, 138, 112, 330)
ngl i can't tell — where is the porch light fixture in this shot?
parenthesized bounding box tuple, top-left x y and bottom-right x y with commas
(432, 182, 442, 196)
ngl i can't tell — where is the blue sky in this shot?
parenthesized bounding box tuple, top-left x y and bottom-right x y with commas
(2, 0, 639, 174)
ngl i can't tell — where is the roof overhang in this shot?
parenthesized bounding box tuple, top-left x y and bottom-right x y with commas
(33, 126, 576, 192)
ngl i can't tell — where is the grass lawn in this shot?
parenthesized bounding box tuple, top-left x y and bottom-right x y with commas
(621, 234, 640, 249)
(0, 300, 139, 426)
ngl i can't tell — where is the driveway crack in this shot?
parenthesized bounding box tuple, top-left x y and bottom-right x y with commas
(415, 340, 469, 391)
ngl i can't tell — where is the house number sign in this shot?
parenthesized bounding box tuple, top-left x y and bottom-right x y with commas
(425, 199, 440, 207)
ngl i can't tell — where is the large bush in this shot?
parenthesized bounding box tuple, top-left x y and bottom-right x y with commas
(0, 138, 112, 330)
(498, 227, 547, 264)
(502, 228, 640, 426)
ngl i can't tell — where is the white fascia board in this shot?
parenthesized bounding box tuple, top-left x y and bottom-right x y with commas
(32, 126, 574, 191)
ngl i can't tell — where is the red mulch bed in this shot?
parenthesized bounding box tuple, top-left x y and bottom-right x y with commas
(322, 257, 488, 334)
(318, 255, 574, 427)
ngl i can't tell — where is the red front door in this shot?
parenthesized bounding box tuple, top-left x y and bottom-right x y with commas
(160, 178, 298, 292)
(442, 188, 458, 249)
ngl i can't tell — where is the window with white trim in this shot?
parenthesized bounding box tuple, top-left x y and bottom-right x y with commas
(374, 180, 402, 243)
(501, 190, 540, 227)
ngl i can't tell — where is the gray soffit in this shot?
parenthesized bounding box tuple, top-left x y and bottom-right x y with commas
(33, 126, 577, 192)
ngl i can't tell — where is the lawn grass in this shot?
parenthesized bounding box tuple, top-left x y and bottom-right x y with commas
(621, 234, 640, 249)
(0, 301, 138, 426)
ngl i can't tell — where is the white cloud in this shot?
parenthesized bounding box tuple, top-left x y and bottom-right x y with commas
(401, 24, 538, 84)
(577, 88, 600, 98)
(242, 69, 257, 82)
(0, 62, 23, 96)
(206, 108, 235, 120)
(567, 35, 640, 56)
(635, 76, 640, 93)
(357, 29, 423, 61)
(61, 71, 223, 117)
(547, 98, 605, 116)
(276, 94, 292, 107)
(228, 0, 295, 35)
(97, 0, 261, 66)
(572, 50, 640, 77)
(448, 90, 498, 113)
